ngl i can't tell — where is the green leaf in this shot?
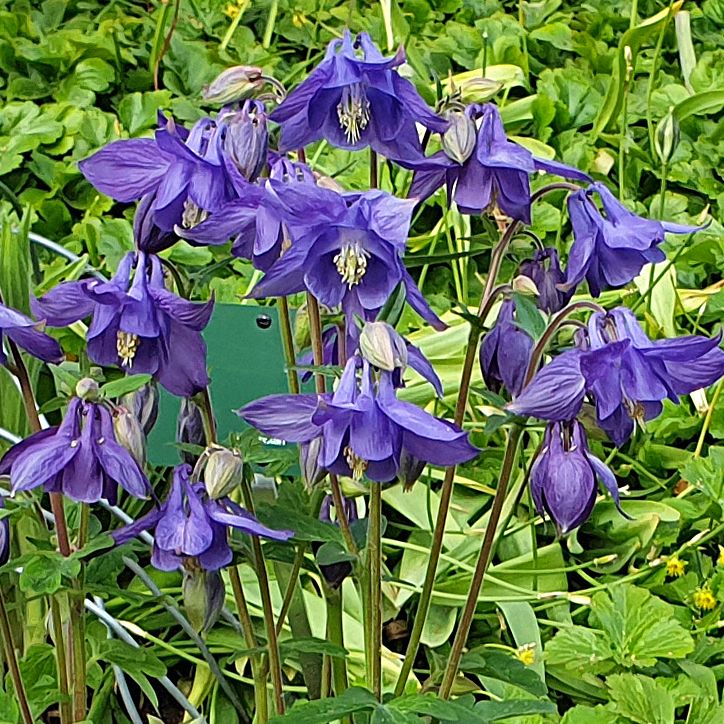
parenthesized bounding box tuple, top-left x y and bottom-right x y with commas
(673, 90, 724, 122)
(280, 637, 348, 659)
(460, 650, 546, 697)
(371, 706, 423, 724)
(473, 699, 556, 720)
(0, 206, 31, 313)
(100, 374, 153, 399)
(118, 91, 173, 135)
(562, 705, 627, 724)
(388, 694, 479, 721)
(268, 686, 377, 723)
(512, 292, 546, 339)
(545, 625, 614, 675)
(315, 541, 356, 566)
(607, 673, 675, 724)
(96, 639, 167, 679)
(19, 552, 81, 595)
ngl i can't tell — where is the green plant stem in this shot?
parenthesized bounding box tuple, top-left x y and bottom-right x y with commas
(229, 565, 269, 724)
(278, 297, 300, 395)
(220, 0, 249, 51)
(393, 222, 519, 696)
(438, 424, 523, 698)
(262, 0, 278, 48)
(618, 78, 631, 201)
(646, 1, 676, 153)
(0, 589, 33, 724)
(370, 149, 378, 189)
(306, 293, 358, 556)
(368, 483, 383, 700)
(50, 597, 71, 724)
(695, 378, 724, 458)
(7, 340, 78, 716)
(70, 504, 89, 723)
(325, 586, 349, 704)
(241, 475, 285, 715)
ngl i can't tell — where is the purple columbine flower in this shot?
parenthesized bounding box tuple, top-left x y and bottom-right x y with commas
(177, 155, 314, 271)
(518, 248, 573, 314)
(246, 182, 444, 329)
(239, 355, 477, 483)
(407, 103, 589, 222)
(31, 252, 213, 397)
(0, 397, 150, 504)
(480, 298, 534, 397)
(531, 420, 621, 533)
(508, 307, 724, 446)
(112, 464, 293, 571)
(562, 183, 701, 297)
(79, 114, 238, 234)
(270, 31, 447, 162)
(0, 302, 63, 365)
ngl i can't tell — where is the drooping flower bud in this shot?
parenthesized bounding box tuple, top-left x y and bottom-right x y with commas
(397, 448, 426, 492)
(442, 110, 477, 165)
(76, 377, 99, 401)
(113, 406, 146, 467)
(518, 248, 573, 314)
(359, 321, 407, 373)
(182, 566, 225, 633)
(512, 274, 539, 297)
(222, 100, 268, 181)
(203, 446, 244, 499)
(654, 107, 680, 165)
(177, 398, 206, 464)
(122, 383, 159, 436)
(202, 66, 265, 104)
(300, 437, 326, 489)
(480, 299, 534, 397)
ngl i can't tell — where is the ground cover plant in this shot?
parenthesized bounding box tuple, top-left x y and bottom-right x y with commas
(0, 0, 724, 722)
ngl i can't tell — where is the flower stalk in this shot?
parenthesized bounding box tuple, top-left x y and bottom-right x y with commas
(368, 482, 383, 699)
(0, 588, 33, 724)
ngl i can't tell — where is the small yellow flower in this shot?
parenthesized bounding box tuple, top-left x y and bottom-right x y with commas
(717, 545, 724, 567)
(225, 3, 240, 18)
(666, 555, 687, 578)
(693, 586, 717, 611)
(515, 643, 536, 666)
(292, 12, 307, 28)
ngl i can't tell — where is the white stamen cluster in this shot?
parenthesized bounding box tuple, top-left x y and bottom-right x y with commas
(116, 331, 140, 367)
(334, 242, 370, 288)
(336, 84, 371, 144)
(181, 199, 209, 229)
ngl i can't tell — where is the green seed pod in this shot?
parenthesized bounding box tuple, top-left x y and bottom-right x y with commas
(202, 66, 265, 104)
(204, 447, 244, 499)
(442, 110, 477, 165)
(654, 108, 680, 165)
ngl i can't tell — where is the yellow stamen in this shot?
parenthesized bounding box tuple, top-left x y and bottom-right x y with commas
(515, 643, 536, 666)
(665, 555, 687, 578)
(344, 446, 367, 481)
(117, 331, 140, 367)
(334, 242, 370, 288)
(336, 84, 371, 144)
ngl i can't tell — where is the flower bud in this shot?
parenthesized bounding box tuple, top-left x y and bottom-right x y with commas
(76, 377, 99, 401)
(182, 567, 225, 633)
(202, 66, 265, 104)
(442, 110, 477, 165)
(654, 108, 680, 165)
(113, 406, 146, 467)
(359, 321, 407, 372)
(315, 495, 358, 589)
(122, 383, 159, 436)
(177, 398, 205, 464)
(512, 274, 540, 297)
(204, 446, 244, 499)
(397, 449, 426, 492)
(300, 437, 326, 488)
(222, 100, 268, 181)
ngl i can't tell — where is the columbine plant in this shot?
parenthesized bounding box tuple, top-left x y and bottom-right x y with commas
(1, 25, 722, 724)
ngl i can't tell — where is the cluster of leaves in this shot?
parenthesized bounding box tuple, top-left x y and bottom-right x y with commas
(1, 0, 724, 723)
